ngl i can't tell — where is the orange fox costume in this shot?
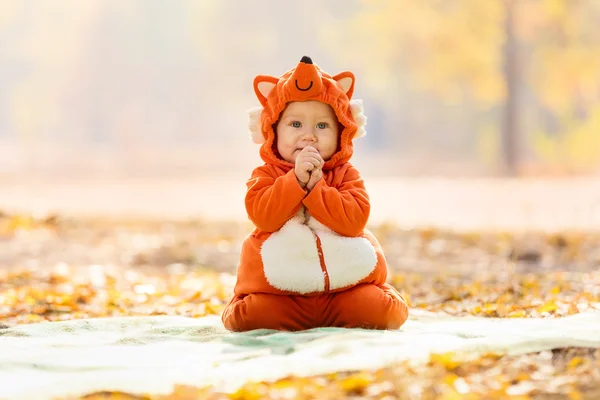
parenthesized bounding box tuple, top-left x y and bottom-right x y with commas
(221, 56, 409, 331)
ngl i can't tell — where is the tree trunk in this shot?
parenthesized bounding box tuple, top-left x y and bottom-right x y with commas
(501, 0, 520, 176)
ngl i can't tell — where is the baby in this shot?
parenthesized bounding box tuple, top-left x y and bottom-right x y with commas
(221, 56, 409, 331)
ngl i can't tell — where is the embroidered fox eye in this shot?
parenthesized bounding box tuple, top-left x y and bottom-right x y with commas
(316, 122, 328, 129)
(291, 121, 301, 128)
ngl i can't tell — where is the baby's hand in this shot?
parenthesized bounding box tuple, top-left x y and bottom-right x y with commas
(295, 146, 323, 188)
(306, 167, 322, 192)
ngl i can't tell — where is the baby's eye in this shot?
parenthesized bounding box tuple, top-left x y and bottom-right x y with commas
(291, 121, 301, 128)
(316, 122, 328, 129)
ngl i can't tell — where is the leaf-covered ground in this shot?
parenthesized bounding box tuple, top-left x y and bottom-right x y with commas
(1, 212, 599, 399)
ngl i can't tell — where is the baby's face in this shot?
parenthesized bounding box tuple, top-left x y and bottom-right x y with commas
(275, 101, 339, 164)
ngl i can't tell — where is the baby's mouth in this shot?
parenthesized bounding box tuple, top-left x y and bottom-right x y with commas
(297, 146, 317, 152)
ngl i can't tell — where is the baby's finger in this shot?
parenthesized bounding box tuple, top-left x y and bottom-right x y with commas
(311, 151, 324, 165)
(302, 145, 318, 153)
(300, 161, 315, 172)
(298, 152, 319, 164)
(304, 156, 322, 168)
(305, 149, 321, 159)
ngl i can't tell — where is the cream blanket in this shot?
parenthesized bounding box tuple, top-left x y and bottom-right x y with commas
(1, 310, 599, 399)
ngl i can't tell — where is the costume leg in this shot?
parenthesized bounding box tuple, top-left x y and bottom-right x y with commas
(221, 293, 315, 332)
(322, 283, 409, 330)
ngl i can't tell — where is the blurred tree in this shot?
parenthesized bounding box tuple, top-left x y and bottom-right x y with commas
(322, 0, 600, 175)
(2, 0, 599, 175)
(321, 0, 510, 172)
(501, 0, 520, 176)
(522, 0, 600, 173)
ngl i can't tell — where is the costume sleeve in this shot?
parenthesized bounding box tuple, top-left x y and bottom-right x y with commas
(245, 166, 307, 232)
(302, 165, 370, 237)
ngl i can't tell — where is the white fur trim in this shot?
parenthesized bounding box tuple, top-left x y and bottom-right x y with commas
(260, 217, 325, 294)
(306, 214, 329, 232)
(307, 216, 377, 290)
(350, 99, 367, 139)
(248, 106, 265, 144)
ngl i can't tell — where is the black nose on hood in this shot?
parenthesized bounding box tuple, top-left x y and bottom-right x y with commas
(300, 56, 313, 64)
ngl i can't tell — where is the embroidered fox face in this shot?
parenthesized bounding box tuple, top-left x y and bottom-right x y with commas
(254, 56, 355, 106)
(248, 56, 367, 169)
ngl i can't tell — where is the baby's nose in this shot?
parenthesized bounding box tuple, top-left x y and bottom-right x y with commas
(301, 130, 317, 141)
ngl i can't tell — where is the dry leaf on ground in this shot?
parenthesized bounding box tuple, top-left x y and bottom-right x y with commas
(1, 212, 599, 399)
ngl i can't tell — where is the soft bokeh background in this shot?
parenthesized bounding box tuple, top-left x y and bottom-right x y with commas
(1, 0, 600, 229)
(3, 4, 600, 396)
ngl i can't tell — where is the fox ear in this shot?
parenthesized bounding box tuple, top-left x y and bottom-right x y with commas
(333, 71, 355, 100)
(253, 75, 278, 106)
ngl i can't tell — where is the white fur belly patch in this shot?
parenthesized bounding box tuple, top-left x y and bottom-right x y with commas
(317, 232, 377, 290)
(260, 217, 325, 294)
(260, 212, 378, 294)
(307, 217, 377, 290)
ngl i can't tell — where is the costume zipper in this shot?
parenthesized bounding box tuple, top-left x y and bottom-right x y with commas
(314, 234, 329, 292)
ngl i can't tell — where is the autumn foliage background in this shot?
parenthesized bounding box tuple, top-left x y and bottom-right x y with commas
(1, 0, 600, 178)
(1, 1, 600, 399)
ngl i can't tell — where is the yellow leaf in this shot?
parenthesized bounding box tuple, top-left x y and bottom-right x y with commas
(568, 357, 584, 370)
(568, 388, 584, 400)
(522, 277, 539, 289)
(538, 301, 558, 313)
(229, 382, 267, 400)
(483, 303, 497, 315)
(508, 310, 526, 318)
(8, 215, 34, 231)
(439, 389, 464, 400)
(429, 352, 461, 370)
(443, 373, 458, 385)
(340, 372, 372, 393)
(516, 372, 530, 382)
